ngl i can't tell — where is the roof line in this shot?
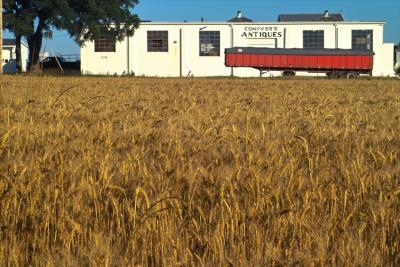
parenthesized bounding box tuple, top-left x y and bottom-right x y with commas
(278, 12, 342, 15)
(2, 42, 29, 47)
(2, 38, 29, 48)
(139, 21, 386, 25)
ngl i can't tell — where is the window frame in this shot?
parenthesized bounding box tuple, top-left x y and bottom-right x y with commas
(147, 31, 169, 52)
(303, 30, 325, 49)
(352, 30, 373, 51)
(199, 31, 221, 57)
(94, 34, 116, 53)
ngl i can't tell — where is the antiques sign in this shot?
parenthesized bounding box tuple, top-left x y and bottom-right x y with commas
(241, 26, 283, 39)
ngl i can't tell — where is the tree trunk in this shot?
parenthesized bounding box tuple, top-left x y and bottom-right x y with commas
(27, 20, 44, 72)
(15, 35, 23, 73)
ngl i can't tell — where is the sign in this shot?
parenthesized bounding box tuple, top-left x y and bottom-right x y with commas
(241, 26, 283, 39)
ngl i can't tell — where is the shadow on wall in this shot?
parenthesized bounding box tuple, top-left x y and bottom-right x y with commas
(2, 59, 17, 74)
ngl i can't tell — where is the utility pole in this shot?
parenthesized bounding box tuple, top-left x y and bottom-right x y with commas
(0, 0, 3, 75)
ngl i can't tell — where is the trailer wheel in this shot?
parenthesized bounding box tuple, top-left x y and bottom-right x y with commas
(346, 72, 357, 79)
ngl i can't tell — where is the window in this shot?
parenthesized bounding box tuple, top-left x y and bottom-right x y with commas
(352, 30, 373, 50)
(147, 31, 168, 52)
(94, 34, 116, 52)
(199, 31, 220, 56)
(303, 30, 324, 49)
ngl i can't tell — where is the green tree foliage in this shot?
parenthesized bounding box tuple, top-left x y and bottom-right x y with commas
(3, 1, 35, 72)
(3, 0, 140, 71)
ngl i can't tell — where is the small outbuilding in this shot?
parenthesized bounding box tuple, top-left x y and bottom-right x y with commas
(2, 39, 29, 73)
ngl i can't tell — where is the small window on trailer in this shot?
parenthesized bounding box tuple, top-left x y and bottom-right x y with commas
(303, 30, 324, 49)
(352, 30, 373, 51)
(199, 31, 220, 56)
(147, 31, 169, 52)
(94, 34, 116, 52)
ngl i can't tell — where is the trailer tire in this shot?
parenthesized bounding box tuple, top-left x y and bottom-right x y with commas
(346, 72, 357, 79)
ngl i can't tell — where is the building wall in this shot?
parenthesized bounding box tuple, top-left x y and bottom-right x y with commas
(375, 43, 395, 76)
(181, 25, 232, 77)
(231, 24, 283, 77)
(2, 44, 29, 73)
(337, 23, 394, 76)
(81, 21, 394, 77)
(130, 24, 184, 77)
(21, 45, 28, 72)
(81, 38, 128, 75)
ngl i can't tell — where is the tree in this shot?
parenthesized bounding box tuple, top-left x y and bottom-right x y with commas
(3, 1, 34, 72)
(3, 0, 140, 72)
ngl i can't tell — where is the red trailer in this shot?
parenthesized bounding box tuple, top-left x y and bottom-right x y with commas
(225, 47, 374, 78)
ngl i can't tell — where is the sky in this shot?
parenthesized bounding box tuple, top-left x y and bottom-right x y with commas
(3, 0, 400, 55)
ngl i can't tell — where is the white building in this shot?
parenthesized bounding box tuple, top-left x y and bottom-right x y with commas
(2, 39, 29, 73)
(81, 11, 395, 77)
(39, 51, 50, 62)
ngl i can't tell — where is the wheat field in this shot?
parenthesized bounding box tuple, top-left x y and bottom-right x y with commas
(0, 76, 400, 266)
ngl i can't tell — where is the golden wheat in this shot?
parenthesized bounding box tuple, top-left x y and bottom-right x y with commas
(0, 76, 399, 266)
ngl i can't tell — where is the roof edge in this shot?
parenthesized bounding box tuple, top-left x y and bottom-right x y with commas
(139, 21, 386, 25)
(2, 39, 29, 48)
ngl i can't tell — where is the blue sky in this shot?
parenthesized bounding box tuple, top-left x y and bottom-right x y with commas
(4, 0, 400, 55)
